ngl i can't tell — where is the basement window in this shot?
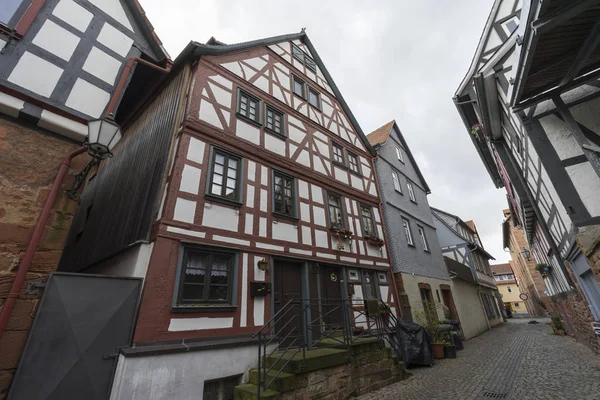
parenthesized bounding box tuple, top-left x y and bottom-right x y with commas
(203, 374, 242, 400)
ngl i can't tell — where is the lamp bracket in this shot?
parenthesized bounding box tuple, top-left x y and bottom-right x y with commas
(67, 158, 99, 201)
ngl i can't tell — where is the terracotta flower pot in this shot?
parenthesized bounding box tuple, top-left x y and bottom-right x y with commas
(431, 343, 445, 359)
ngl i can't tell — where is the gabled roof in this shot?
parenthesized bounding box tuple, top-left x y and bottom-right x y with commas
(431, 207, 496, 260)
(127, 0, 171, 61)
(174, 32, 375, 155)
(490, 263, 512, 275)
(366, 120, 431, 193)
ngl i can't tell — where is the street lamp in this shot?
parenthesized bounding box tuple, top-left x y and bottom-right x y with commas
(86, 113, 122, 159)
(521, 247, 531, 261)
(68, 114, 122, 200)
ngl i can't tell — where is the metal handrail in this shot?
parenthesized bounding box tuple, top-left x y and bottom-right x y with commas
(253, 298, 297, 337)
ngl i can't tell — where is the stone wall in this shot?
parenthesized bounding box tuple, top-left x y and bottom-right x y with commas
(0, 117, 86, 397)
(281, 343, 408, 400)
(552, 292, 600, 355)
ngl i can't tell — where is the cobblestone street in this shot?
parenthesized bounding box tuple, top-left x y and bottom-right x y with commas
(359, 319, 600, 400)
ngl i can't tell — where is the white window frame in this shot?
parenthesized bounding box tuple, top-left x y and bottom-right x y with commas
(417, 225, 429, 252)
(407, 182, 416, 202)
(392, 171, 401, 192)
(402, 217, 414, 246)
(395, 146, 404, 163)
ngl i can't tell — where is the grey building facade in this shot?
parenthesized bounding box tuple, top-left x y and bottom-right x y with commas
(368, 121, 454, 321)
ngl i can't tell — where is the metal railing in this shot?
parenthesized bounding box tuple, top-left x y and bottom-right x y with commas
(252, 299, 404, 398)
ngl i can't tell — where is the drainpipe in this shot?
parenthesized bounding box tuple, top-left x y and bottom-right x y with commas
(104, 57, 172, 117)
(0, 146, 87, 340)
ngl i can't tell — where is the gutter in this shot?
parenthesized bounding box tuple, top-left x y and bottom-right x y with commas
(0, 146, 87, 339)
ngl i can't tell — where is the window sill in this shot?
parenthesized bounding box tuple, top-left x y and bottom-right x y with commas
(332, 160, 348, 170)
(265, 127, 286, 140)
(172, 305, 238, 313)
(205, 194, 243, 209)
(395, 189, 403, 195)
(292, 92, 306, 101)
(273, 212, 299, 223)
(407, 243, 416, 248)
(410, 200, 418, 204)
(308, 103, 322, 112)
(236, 113, 262, 128)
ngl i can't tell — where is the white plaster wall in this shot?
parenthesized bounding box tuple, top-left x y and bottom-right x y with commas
(110, 344, 269, 400)
(272, 221, 298, 243)
(539, 114, 584, 160)
(449, 279, 490, 340)
(401, 274, 451, 323)
(202, 204, 239, 231)
(569, 96, 600, 133)
(86, 243, 154, 279)
(566, 163, 600, 217)
(53, 0, 93, 32)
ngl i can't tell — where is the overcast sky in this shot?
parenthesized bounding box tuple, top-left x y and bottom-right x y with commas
(142, 0, 511, 264)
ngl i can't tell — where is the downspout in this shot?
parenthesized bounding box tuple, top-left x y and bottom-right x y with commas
(0, 146, 87, 339)
(104, 57, 172, 117)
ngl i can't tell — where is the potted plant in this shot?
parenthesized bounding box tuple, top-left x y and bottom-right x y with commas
(549, 316, 566, 336)
(444, 342, 457, 359)
(535, 263, 552, 277)
(415, 301, 446, 359)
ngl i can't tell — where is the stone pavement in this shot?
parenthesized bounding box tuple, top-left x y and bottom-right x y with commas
(358, 318, 600, 400)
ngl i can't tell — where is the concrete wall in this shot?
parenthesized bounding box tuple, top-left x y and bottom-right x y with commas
(450, 279, 490, 340)
(402, 274, 452, 322)
(0, 117, 87, 397)
(110, 344, 260, 400)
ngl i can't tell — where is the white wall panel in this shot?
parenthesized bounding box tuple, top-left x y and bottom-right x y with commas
(32, 20, 80, 62)
(53, 0, 93, 32)
(8, 52, 63, 97)
(65, 78, 110, 117)
(97, 22, 134, 57)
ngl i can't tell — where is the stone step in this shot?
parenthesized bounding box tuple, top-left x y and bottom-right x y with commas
(248, 368, 296, 393)
(266, 347, 348, 374)
(314, 336, 381, 355)
(234, 383, 280, 400)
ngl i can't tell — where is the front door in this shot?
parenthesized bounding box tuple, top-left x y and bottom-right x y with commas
(273, 260, 303, 345)
(320, 265, 344, 330)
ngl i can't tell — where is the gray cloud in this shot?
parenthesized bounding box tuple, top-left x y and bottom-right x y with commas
(141, 0, 509, 262)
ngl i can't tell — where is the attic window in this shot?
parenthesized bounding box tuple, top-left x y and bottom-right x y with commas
(1, 0, 30, 30)
(501, 16, 519, 36)
(291, 43, 316, 73)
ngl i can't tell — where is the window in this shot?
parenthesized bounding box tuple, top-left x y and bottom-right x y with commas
(514, 302, 520, 307)
(176, 247, 236, 306)
(395, 146, 404, 163)
(203, 374, 242, 400)
(348, 152, 360, 175)
(378, 272, 388, 283)
(291, 42, 316, 72)
(407, 182, 416, 202)
(237, 90, 260, 124)
(348, 269, 360, 282)
(273, 171, 297, 218)
(507, 287, 512, 293)
(1, 0, 27, 27)
(392, 172, 402, 192)
(417, 225, 429, 251)
(308, 87, 320, 109)
(363, 271, 376, 299)
(292, 75, 305, 98)
(332, 143, 344, 165)
(360, 205, 375, 237)
(265, 104, 285, 137)
(327, 192, 345, 229)
(208, 149, 242, 203)
(402, 217, 414, 246)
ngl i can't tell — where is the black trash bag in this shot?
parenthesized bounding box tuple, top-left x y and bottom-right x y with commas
(394, 318, 434, 367)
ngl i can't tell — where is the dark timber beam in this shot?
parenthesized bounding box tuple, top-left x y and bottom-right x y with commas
(560, 19, 600, 86)
(531, 0, 600, 34)
(553, 95, 600, 180)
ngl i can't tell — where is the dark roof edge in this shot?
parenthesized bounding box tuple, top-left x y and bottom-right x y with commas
(431, 207, 494, 258)
(125, 0, 172, 62)
(390, 121, 431, 193)
(302, 36, 375, 156)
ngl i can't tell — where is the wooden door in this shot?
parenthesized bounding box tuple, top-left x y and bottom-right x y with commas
(320, 265, 344, 331)
(273, 260, 303, 345)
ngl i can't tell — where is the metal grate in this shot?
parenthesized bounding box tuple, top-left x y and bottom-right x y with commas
(482, 391, 508, 398)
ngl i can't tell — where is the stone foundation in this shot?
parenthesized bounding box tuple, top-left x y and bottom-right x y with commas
(0, 117, 87, 398)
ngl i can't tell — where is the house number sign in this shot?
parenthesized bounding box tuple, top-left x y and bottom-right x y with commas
(330, 273, 338, 282)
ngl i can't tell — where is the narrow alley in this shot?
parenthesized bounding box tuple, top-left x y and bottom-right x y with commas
(359, 319, 600, 400)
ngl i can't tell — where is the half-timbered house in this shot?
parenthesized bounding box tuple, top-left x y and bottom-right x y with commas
(58, 32, 398, 399)
(0, 0, 170, 394)
(454, 0, 600, 352)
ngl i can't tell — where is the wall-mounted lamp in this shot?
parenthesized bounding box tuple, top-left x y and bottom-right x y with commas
(521, 247, 531, 261)
(257, 258, 268, 271)
(68, 114, 122, 200)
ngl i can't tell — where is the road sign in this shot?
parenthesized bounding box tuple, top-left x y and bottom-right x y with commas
(519, 293, 528, 301)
